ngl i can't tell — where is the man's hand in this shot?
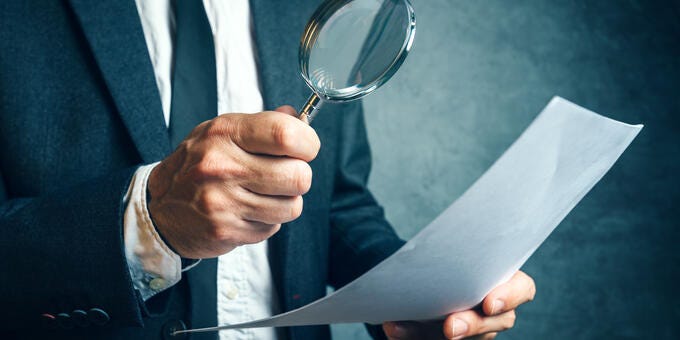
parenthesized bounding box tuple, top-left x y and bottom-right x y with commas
(147, 106, 319, 259)
(382, 271, 536, 339)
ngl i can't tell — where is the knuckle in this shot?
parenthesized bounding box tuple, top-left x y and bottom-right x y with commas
(204, 115, 232, 136)
(274, 197, 303, 223)
(196, 188, 222, 214)
(310, 130, 321, 157)
(293, 161, 313, 194)
(289, 196, 304, 220)
(204, 118, 224, 137)
(211, 227, 230, 242)
(226, 161, 249, 179)
(174, 139, 191, 154)
(194, 152, 248, 180)
(205, 115, 245, 145)
(231, 115, 251, 147)
(208, 218, 239, 243)
(528, 277, 537, 301)
(193, 152, 222, 178)
(271, 119, 296, 150)
(504, 311, 516, 329)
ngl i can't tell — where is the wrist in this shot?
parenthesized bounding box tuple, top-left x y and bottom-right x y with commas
(146, 186, 199, 270)
(123, 163, 182, 300)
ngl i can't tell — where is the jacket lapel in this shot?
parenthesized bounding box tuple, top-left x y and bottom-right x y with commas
(67, 0, 171, 163)
(250, 0, 310, 111)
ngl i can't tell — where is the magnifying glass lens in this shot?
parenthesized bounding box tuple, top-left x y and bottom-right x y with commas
(299, 0, 416, 121)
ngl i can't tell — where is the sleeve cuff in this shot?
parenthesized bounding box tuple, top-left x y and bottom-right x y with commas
(123, 162, 182, 301)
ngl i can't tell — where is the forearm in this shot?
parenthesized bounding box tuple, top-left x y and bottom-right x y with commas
(0, 167, 144, 329)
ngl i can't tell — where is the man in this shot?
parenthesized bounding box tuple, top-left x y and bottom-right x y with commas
(0, 1, 536, 339)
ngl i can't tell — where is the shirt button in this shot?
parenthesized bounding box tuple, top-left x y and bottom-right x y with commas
(149, 277, 167, 291)
(225, 283, 239, 300)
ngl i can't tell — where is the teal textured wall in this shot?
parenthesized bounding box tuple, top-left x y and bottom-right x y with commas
(332, 0, 679, 339)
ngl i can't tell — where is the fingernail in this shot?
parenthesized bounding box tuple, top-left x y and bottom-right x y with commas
(452, 318, 469, 338)
(491, 299, 506, 315)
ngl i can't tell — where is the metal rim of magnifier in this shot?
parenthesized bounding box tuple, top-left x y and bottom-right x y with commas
(299, 0, 416, 102)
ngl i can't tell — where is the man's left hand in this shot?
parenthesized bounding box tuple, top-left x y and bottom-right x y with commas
(382, 271, 536, 339)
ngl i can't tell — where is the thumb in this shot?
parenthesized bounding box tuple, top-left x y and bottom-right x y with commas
(274, 105, 298, 117)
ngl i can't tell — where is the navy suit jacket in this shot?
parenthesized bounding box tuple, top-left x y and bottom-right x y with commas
(0, 1, 405, 339)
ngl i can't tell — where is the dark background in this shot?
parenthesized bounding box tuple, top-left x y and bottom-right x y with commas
(332, 0, 679, 339)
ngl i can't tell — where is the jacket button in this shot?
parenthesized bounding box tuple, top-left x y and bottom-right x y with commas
(40, 313, 57, 330)
(87, 308, 110, 326)
(162, 319, 187, 340)
(56, 313, 74, 329)
(72, 309, 90, 327)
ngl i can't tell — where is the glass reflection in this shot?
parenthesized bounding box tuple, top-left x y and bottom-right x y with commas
(298, 0, 416, 122)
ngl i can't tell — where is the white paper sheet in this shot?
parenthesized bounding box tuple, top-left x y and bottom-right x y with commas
(178, 97, 642, 335)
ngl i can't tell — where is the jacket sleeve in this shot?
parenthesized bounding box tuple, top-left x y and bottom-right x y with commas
(328, 102, 406, 339)
(0, 166, 146, 329)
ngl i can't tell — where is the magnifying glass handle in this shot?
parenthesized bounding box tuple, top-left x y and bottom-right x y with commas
(299, 93, 323, 124)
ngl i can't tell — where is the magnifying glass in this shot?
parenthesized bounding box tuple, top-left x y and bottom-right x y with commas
(298, 0, 416, 123)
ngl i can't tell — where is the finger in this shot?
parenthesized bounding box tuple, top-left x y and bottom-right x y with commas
(206, 213, 282, 247)
(192, 182, 303, 225)
(274, 105, 298, 117)
(233, 111, 320, 161)
(180, 213, 279, 257)
(274, 105, 308, 125)
(482, 271, 536, 316)
(236, 188, 304, 225)
(240, 154, 312, 196)
(230, 219, 282, 245)
(443, 310, 516, 339)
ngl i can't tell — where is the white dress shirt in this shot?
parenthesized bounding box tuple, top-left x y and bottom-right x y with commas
(124, 1, 278, 339)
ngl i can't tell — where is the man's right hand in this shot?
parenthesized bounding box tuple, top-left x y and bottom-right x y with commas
(147, 106, 320, 259)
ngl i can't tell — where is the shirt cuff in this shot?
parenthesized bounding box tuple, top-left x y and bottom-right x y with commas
(123, 162, 181, 301)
